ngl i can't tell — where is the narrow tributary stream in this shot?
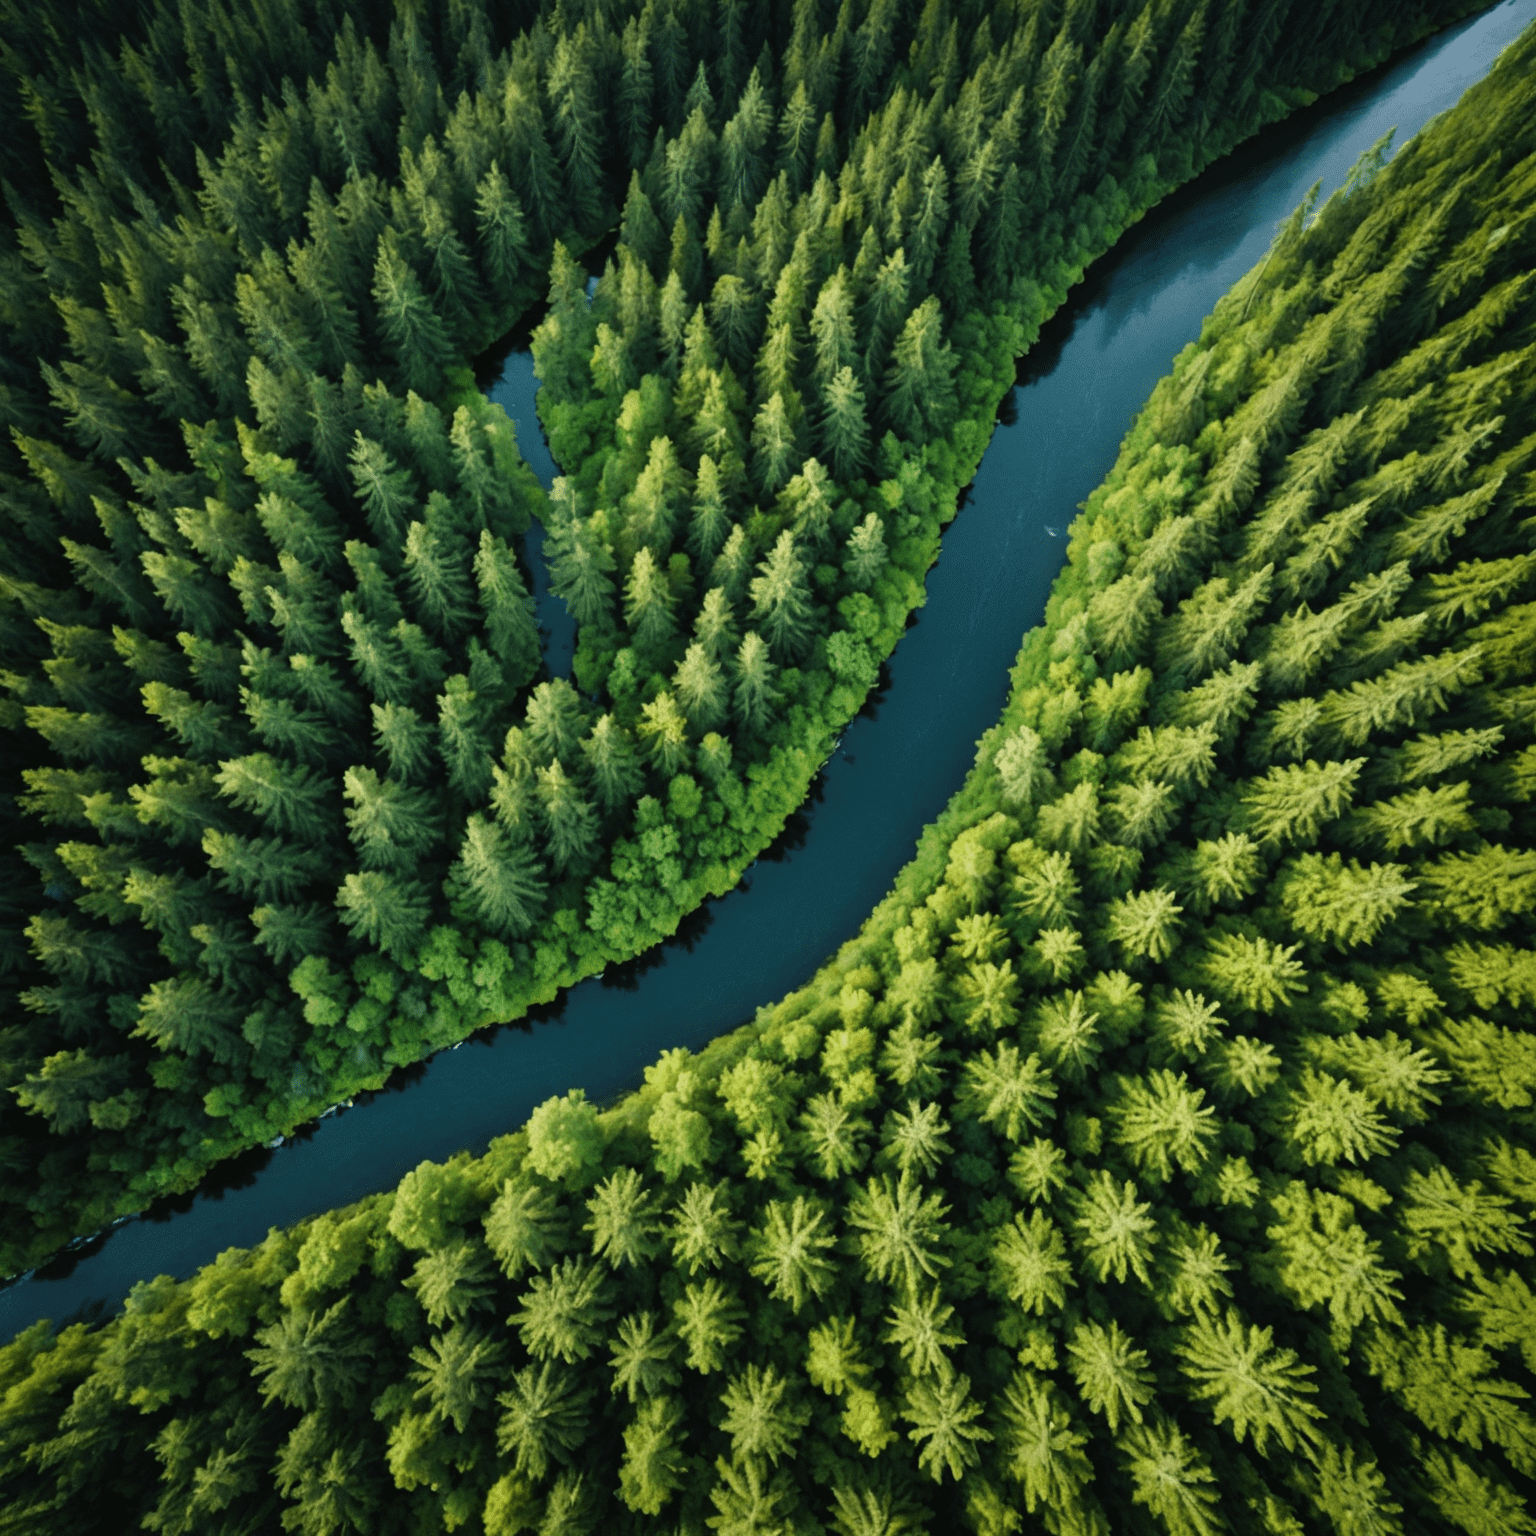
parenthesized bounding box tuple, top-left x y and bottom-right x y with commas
(5, 0, 1531, 1339)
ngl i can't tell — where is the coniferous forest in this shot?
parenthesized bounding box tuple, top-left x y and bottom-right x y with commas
(2, 0, 1535, 1532)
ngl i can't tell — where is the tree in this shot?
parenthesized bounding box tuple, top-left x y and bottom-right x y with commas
(1072, 1170, 1159, 1286)
(585, 1168, 663, 1270)
(495, 1360, 591, 1480)
(409, 1322, 504, 1432)
(341, 765, 438, 871)
(625, 434, 688, 553)
(215, 753, 332, 837)
(751, 390, 800, 495)
(818, 366, 871, 481)
(244, 1300, 367, 1412)
(994, 1209, 1075, 1316)
(474, 163, 531, 295)
(806, 1316, 872, 1397)
(1108, 1070, 1219, 1181)
(665, 1181, 739, 1275)
(404, 1239, 498, 1328)
(1198, 932, 1308, 1014)
(843, 512, 887, 588)
(880, 1100, 952, 1178)
(720, 67, 772, 209)
(1177, 1310, 1323, 1453)
(798, 1087, 872, 1179)
(608, 1312, 680, 1404)
(1119, 1416, 1224, 1536)
(688, 458, 735, 570)
(484, 1178, 567, 1279)
(997, 1370, 1095, 1516)
(509, 1257, 613, 1364)
(1398, 1164, 1531, 1280)
(334, 870, 431, 957)
(958, 1044, 1056, 1142)
(747, 1197, 837, 1313)
(672, 1277, 744, 1374)
(372, 230, 454, 394)
(638, 691, 690, 774)
(579, 715, 645, 813)
(883, 297, 956, 440)
(749, 529, 815, 661)
(673, 642, 727, 731)
(693, 585, 739, 662)
(810, 268, 856, 383)
(1277, 853, 1416, 949)
(732, 631, 779, 733)
(903, 1373, 990, 1483)
(720, 1364, 812, 1465)
(1242, 757, 1365, 848)
(549, 514, 618, 630)
(884, 1286, 964, 1380)
(537, 762, 599, 874)
(1280, 1070, 1398, 1166)
(13, 1050, 132, 1136)
(1263, 1183, 1404, 1342)
(624, 546, 677, 657)
(847, 1172, 951, 1294)
(451, 814, 546, 937)
(474, 530, 539, 684)
(526, 1090, 605, 1186)
(404, 504, 476, 642)
(707, 1453, 798, 1536)
(1066, 1321, 1155, 1431)
(619, 1395, 688, 1515)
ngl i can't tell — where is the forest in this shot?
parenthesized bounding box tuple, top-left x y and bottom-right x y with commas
(3, 0, 1535, 1529)
(0, 0, 1492, 1275)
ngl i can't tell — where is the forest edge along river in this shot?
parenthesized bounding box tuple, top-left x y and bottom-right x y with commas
(6, 0, 1533, 1341)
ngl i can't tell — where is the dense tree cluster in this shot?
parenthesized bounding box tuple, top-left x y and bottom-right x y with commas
(1, 0, 1472, 1274)
(5, 19, 1534, 1534)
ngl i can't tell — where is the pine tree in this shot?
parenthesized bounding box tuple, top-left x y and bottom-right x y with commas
(452, 814, 545, 937)
(372, 230, 455, 395)
(579, 715, 645, 815)
(732, 630, 778, 733)
(494, 1360, 592, 1480)
(748, 530, 815, 662)
(819, 366, 871, 481)
(883, 296, 957, 440)
(334, 869, 431, 958)
(672, 642, 727, 731)
(672, 1278, 745, 1373)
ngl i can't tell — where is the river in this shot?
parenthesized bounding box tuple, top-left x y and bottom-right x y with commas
(5, 0, 1531, 1340)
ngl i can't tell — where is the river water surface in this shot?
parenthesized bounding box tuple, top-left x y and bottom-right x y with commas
(5, 0, 1532, 1340)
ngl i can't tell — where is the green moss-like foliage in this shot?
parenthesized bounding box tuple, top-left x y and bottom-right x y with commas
(5, 21, 1534, 1534)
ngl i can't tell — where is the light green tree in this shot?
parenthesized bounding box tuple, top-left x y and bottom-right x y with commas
(1177, 1309, 1323, 1453)
(847, 1171, 951, 1295)
(672, 1278, 745, 1374)
(747, 1197, 837, 1313)
(494, 1360, 592, 1481)
(618, 1395, 688, 1515)
(884, 1286, 965, 1380)
(720, 1364, 812, 1466)
(1066, 1320, 1154, 1430)
(608, 1312, 680, 1403)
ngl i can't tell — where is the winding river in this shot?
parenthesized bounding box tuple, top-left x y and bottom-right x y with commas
(5, 0, 1532, 1341)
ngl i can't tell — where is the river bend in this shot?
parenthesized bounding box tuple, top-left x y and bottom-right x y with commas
(5, 0, 1532, 1340)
